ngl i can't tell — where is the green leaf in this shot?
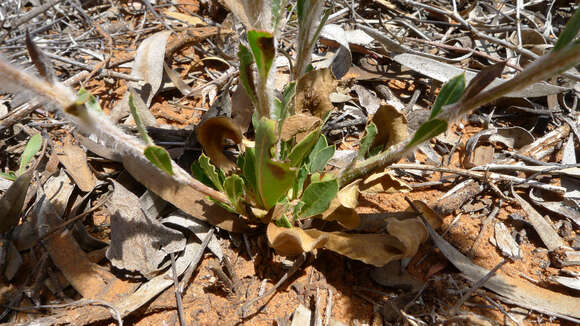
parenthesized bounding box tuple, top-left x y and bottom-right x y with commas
(430, 74, 465, 119)
(255, 117, 297, 209)
(309, 145, 335, 172)
(18, 133, 42, 176)
(196, 153, 224, 192)
(78, 88, 103, 113)
(298, 178, 339, 219)
(291, 166, 309, 199)
(238, 44, 257, 105)
(407, 119, 448, 148)
(288, 128, 320, 167)
(144, 145, 174, 175)
(224, 175, 245, 212)
(0, 171, 17, 181)
(274, 216, 293, 228)
(553, 7, 580, 52)
(247, 30, 275, 83)
(129, 93, 153, 145)
(191, 160, 215, 189)
(357, 122, 377, 160)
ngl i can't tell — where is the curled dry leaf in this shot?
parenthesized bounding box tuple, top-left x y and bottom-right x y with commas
(267, 223, 329, 256)
(295, 68, 338, 118)
(370, 104, 408, 150)
(196, 116, 242, 172)
(280, 113, 322, 142)
(267, 215, 434, 267)
(360, 171, 412, 194)
(320, 179, 361, 229)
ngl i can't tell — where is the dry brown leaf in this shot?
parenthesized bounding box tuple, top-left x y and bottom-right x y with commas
(370, 104, 408, 150)
(196, 116, 242, 172)
(411, 200, 442, 229)
(295, 68, 338, 118)
(385, 218, 427, 257)
(268, 218, 431, 266)
(280, 114, 322, 142)
(106, 180, 186, 279)
(360, 171, 411, 194)
(56, 142, 96, 192)
(320, 180, 361, 229)
(266, 223, 328, 256)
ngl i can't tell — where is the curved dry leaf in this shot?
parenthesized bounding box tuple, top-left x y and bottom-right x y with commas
(197, 116, 242, 172)
(371, 104, 408, 150)
(280, 113, 322, 142)
(323, 232, 408, 267)
(411, 200, 442, 229)
(360, 171, 411, 194)
(295, 68, 338, 118)
(267, 223, 328, 256)
(321, 180, 361, 229)
(268, 220, 429, 267)
(385, 218, 427, 257)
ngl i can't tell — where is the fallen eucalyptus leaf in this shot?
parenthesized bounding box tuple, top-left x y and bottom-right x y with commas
(56, 142, 96, 192)
(489, 127, 534, 149)
(513, 190, 565, 251)
(106, 180, 185, 279)
(352, 84, 380, 114)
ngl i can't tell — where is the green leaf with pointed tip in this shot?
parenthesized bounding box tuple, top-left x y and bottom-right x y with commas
(248, 30, 275, 82)
(357, 122, 377, 160)
(195, 153, 224, 192)
(255, 117, 297, 209)
(18, 133, 42, 176)
(129, 93, 153, 145)
(430, 74, 465, 119)
(144, 145, 174, 175)
(553, 7, 580, 52)
(407, 119, 448, 149)
(298, 178, 339, 219)
(224, 175, 245, 212)
(288, 128, 320, 167)
(238, 44, 257, 105)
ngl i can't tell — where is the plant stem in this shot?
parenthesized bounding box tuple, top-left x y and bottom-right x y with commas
(338, 42, 580, 187)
